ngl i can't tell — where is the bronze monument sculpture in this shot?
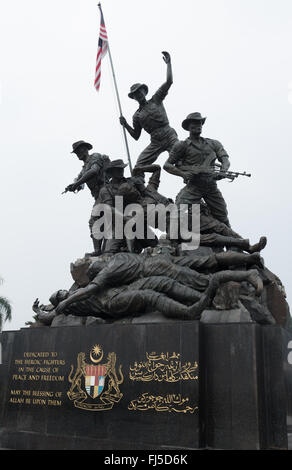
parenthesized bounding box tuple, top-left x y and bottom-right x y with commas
(30, 51, 290, 330)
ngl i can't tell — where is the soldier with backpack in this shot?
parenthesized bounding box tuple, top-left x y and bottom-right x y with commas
(63, 140, 111, 255)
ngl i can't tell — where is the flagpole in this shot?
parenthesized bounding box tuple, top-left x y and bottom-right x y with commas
(98, 3, 133, 175)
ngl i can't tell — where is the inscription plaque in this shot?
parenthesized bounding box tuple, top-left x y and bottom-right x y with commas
(0, 322, 200, 450)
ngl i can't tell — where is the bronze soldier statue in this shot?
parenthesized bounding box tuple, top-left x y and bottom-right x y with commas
(164, 113, 231, 226)
(147, 236, 265, 272)
(65, 251, 263, 298)
(33, 243, 276, 325)
(63, 140, 110, 255)
(53, 269, 261, 322)
(32, 278, 214, 323)
(38, 251, 262, 322)
(98, 159, 157, 254)
(198, 201, 267, 252)
(119, 52, 178, 168)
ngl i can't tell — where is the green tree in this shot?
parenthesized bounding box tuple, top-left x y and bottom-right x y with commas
(0, 277, 12, 330)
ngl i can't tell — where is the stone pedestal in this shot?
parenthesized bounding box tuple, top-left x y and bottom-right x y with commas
(0, 322, 200, 450)
(201, 324, 287, 449)
(0, 322, 288, 450)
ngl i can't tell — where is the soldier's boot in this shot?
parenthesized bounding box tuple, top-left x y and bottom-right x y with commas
(210, 269, 263, 297)
(227, 237, 251, 251)
(209, 235, 250, 251)
(245, 269, 264, 296)
(247, 236, 267, 254)
(216, 251, 264, 269)
(222, 237, 266, 256)
(152, 294, 196, 320)
(164, 281, 202, 304)
(186, 277, 221, 320)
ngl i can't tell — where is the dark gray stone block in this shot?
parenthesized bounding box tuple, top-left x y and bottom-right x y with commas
(201, 323, 287, 450)
(0, 322, 200, 450)
(200, 306, 252, 324)
(0, 322, 288, 450)
(51, 314, 84, 327)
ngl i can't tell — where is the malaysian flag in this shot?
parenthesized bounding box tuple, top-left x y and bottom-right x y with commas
(94, 6, 108, 92)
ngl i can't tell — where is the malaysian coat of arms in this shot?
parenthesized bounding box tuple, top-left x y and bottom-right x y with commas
(67, 345, 124, 411)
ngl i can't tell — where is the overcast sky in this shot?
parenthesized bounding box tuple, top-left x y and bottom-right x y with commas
(1, 0, 292, 331)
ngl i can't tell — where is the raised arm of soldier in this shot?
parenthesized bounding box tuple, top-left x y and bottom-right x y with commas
(32, 298, 56, 325)
(161, 51, 173, 89)
(119, 51, 173, 140)
(32, 289, 73, 324)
